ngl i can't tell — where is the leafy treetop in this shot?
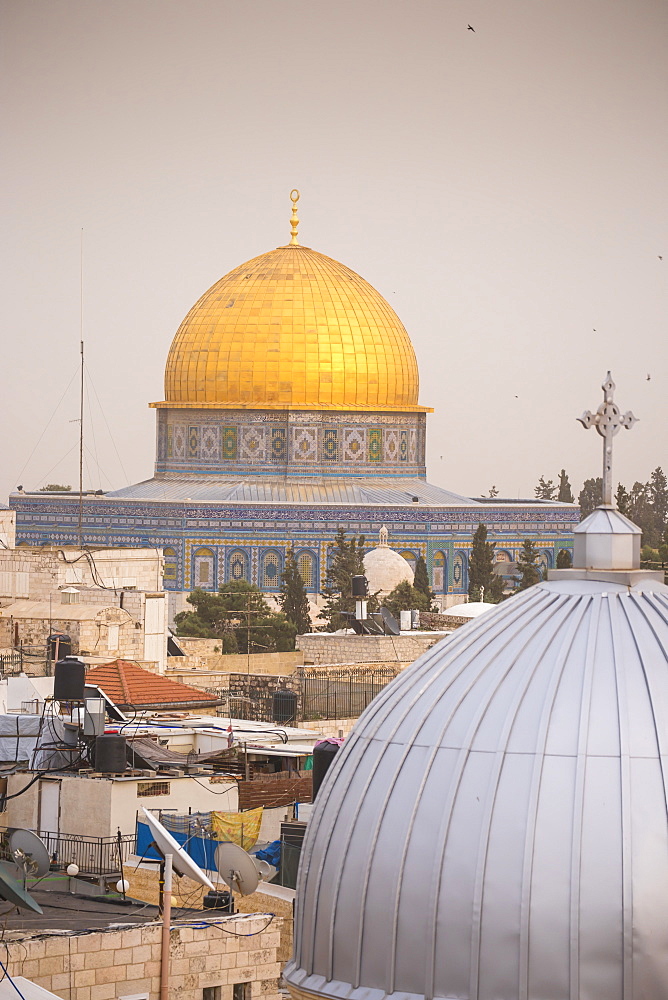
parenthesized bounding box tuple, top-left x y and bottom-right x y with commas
(174, 581, 296, 653)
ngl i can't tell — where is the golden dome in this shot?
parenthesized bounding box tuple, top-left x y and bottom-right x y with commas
(156, 244, 426, 412)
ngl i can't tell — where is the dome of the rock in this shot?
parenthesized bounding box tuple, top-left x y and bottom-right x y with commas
(363, 526, 414, 595)
(161, 244, 422, 411)
(284, 510, 668, 1000)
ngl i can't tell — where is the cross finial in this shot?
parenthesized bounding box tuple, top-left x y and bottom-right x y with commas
(289, 189, 300, 245)
(577, 372, 637, 506)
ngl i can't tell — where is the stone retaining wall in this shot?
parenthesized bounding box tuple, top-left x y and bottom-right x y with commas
(3, 913, 282, 1000)
(296, 632, 450, 665)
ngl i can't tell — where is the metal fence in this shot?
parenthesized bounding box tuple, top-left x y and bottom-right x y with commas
(207, 664, 399, 724)
(297, 664, 399, 722)
(0, 651, 23, 676)
(0, 829, 136, 877)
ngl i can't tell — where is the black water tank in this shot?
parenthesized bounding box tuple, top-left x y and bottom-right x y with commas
(312, 740, 341, 799)
(203, 889, 234, 912)
(351, 575, 368, 598)
(94, 735, 127, 774)
(53, 655, 86, 701)
(47, 633, 71, 662)
(272, 689, 297, 724)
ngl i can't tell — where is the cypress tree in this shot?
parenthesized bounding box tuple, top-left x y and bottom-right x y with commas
(556, 548, 573, 569)
(279, 548, 312, 635)
(468, 523, 504, 603)
(319, 529, 373, 630)
(557, 469, 574, 503)
(413, 554, 434, 604)
(515, 540, 542, 591)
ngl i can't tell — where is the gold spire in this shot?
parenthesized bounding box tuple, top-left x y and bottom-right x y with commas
(289, 189, 300, 245)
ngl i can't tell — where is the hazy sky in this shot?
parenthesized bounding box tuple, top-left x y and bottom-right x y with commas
(2, 0, 666, 504)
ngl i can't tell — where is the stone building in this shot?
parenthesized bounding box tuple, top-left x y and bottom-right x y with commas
(9, 197, 578, 612)
(0, 544, 167, 671)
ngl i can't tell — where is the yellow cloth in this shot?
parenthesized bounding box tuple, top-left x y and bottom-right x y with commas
(211, 807, 263, 851)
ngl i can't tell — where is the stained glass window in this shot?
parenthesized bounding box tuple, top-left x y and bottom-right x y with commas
(228, 550, 248, 582)
(298, 551, 314, 589)
(432, 550, 445, 592)
(194, 547, 215, 589)
(163, 547, 178, 584)
(261, 551, 281, 589)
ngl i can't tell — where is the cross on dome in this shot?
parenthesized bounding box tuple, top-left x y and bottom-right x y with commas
(577, 371, 637, 506)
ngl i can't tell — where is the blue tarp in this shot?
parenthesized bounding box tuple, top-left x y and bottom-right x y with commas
(136, 819, 221, 872)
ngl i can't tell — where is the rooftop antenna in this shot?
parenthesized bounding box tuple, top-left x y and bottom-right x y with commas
(78, 228, 85, 547)
(577, 372, 637, 506)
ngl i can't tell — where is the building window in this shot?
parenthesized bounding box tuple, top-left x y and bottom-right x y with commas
(453, 551, 467, 591)
(137, 782, 171, 797)
(194, 547, 215, 589)
(163, 547, 178, 584)
(261, 551, 281, 589)
(432, 551, 446, 592)
(203, 989, 222, 1000)
(228, 550, 248, 583)
(399, 550, 417, 572)
(297, 551, 315, 589)
(232, 985, 250, 1000)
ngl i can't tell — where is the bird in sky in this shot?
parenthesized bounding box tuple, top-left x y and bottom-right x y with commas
(659, 255, 663, 261)
(647, 374, 651, 381)
(468, 24, 475, 31)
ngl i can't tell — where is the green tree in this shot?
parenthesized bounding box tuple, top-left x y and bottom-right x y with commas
(649, 466, 668, 532)
(615, 483, 630, 516)
(535, 476, 556, 500)
(413, 555, 434, 604)
(468, 523, 504, 603)
(626, 481, 658, 546)
(174, 581, 296, 652)
(383, 581, 434, 620)
(557, 470, 574, 503)
(578, 478, 602, 519)
(319, 529, 373, 630)
(39, 483, 71, 491)
(556, 548, 573, 568)
(514, 539, 542, 591)
(279, 548, 311, 635)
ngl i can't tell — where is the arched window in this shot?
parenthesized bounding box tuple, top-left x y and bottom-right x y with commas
(537, 549, 552, 577)
(453, 551, 467, 591)
(261, 550, 282, 590)
(228, 549, 248, 583)
(432, 551, 446, 592)
(163, 547, 178, 586)
(193, 547, 215, 589)
(297, 550, 316, 590)
(399, 549, 418, 572)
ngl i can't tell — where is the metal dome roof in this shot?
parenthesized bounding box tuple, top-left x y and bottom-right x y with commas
(285, 569, 668, 1000)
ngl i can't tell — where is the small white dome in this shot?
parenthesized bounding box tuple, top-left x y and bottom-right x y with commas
(440, 600, 496, 618)
(363, 526, 414, 595)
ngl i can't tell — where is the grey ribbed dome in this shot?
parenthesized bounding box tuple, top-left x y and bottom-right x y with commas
(284, 573, 668, 1000)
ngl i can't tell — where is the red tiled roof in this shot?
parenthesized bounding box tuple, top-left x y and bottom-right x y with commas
(85, 659, 219, 709)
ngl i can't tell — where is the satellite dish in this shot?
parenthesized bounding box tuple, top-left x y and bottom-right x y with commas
(214, 842, 259, 896)
(0, 863, 42, 913)
(9, 830, 50, 878)
(254, 858, 273, 879)
(141, 807, 214, 890)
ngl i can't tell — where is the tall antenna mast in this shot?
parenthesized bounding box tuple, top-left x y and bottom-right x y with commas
(78, 229, 84, 548)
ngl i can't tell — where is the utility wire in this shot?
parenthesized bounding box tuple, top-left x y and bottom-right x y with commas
(13, 367, 79, 487)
